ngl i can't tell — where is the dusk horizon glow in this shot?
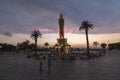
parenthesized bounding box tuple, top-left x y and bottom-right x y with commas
(0, 32, 120, 48)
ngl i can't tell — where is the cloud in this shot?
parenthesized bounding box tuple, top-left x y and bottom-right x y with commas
(3, 32, 13, 37)
(38, 27, 56, 33)
(0, 0, 120, 35)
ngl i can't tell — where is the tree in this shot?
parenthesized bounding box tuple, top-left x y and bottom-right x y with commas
(93, 41, 99, 49)
(79, 20, 93, 56)
(44, 42, 49, 48)
(31, 30, 42, 56)
(24, 40, 30, 50)
(29, 43, 35, 50)
(16, 40, 30, 50)
(0, 43, 16, 52)
(100, 43, 107, 49)
(100, 43, 107, 54)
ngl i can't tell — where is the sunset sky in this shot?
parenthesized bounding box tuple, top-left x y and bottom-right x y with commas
(0, 0, 120, 47)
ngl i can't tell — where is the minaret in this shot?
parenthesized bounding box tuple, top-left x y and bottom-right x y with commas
(59, 14, 64, 39)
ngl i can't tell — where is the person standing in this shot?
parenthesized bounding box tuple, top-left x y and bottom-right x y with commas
(47, 54, 51, 74)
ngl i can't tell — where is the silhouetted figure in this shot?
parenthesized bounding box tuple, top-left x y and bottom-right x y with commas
(39, 60, 43, 73)
(27, 53, 30, 58)
(43, 55, 46, 61)
(39, 60, 43, 80)
(70, 55, 73, 62)
(48, 54, 51, 74)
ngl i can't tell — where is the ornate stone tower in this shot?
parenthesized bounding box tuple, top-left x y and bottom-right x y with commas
(56, 14, 71, 56)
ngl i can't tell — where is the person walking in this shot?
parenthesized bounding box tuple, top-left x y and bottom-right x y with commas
(39, 59, 43, 73)
(47, 54, 51, 74)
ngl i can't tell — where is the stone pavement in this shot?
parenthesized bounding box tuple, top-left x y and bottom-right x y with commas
(0, 51, 120, 80)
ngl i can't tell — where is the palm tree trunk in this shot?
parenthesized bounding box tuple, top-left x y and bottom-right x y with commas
(35, 39, 37, 56)
(85, 29, 90, 56)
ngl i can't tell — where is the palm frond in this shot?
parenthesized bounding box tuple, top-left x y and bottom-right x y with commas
(30, 30, 42, 39)
(79, 20, 93, 31)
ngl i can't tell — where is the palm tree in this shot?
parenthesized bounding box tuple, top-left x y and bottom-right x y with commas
(44, 42, 49, 48)
(31, 30, 42, 56)
(79, 20, 93, 56)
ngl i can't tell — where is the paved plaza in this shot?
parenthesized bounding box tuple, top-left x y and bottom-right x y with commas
(0, 51, 120, 80)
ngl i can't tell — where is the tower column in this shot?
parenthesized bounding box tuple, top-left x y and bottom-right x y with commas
(59, 14, 64, 39)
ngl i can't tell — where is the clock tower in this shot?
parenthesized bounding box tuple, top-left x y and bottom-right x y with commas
(56, 14, 71, 56)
